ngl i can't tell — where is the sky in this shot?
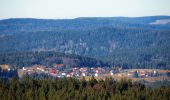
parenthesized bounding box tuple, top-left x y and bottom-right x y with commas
(0, 0, 170, 19)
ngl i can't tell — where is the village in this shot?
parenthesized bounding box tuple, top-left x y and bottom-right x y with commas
(0, 64, 170, 82)
(14, 64, 169, 81)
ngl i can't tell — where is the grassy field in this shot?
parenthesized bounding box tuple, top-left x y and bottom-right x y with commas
(82, 69, 170, 83)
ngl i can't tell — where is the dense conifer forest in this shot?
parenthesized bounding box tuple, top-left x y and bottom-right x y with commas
(0, 16, 170, 69)
(0, 77, 169, 100)
(0, 51, 109, 68)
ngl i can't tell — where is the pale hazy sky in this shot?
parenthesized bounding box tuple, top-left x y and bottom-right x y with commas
(0, 0, 170, 19)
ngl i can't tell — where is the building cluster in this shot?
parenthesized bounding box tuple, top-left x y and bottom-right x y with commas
(125, 70, 160, 78)
(18, 64, 169, 79)
(19, 64, 114, 78)
(1, 64, 169, 79)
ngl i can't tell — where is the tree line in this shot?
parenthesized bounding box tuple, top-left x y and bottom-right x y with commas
(0, 76, 169, 100)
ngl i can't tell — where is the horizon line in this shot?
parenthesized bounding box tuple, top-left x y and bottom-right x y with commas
(0, 15, 170, 20)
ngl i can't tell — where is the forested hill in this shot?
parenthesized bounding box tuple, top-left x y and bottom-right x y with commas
(0, 16, 170, 69)
(0, 51, 109, 68)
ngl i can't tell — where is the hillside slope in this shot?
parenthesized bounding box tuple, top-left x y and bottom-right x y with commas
(0, 16, 170, 69)
(0, 51, 109, 68)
